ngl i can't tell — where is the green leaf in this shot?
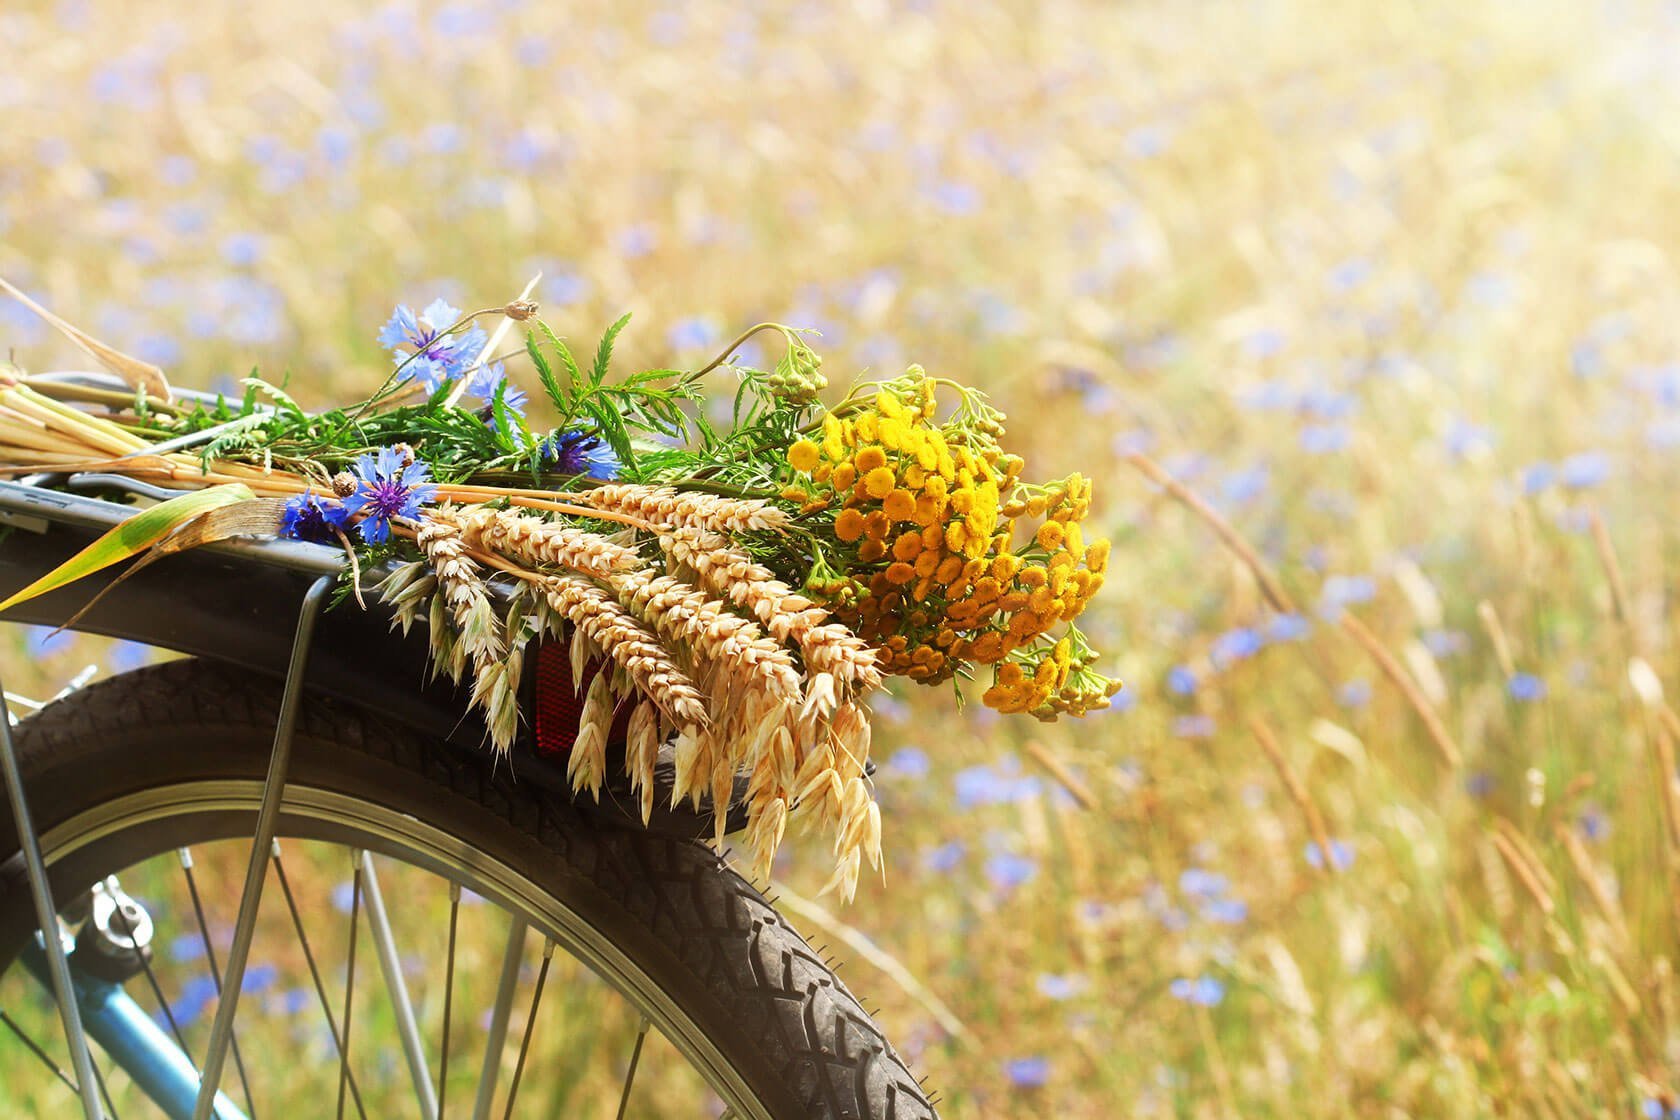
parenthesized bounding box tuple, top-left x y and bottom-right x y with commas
(0, 484, 257, 613)
(591, 312, 631, 386)
(526, 331, 567, 413)
(538, 321, 584, 393)
(489, 382, 518, 454)
(242, 377, 307, 421)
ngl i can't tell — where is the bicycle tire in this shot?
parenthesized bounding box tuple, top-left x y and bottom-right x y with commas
(0, 659, 939, 1120)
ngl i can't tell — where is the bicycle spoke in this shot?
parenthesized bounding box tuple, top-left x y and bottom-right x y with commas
(500, 939, 553, 1120)
(471, 915, 528, 1120)
(88, 1050, 121, 1120)
(193, 573, 331, 1120)
(359, 850, 437, 1120)
(105, 890, 194, 1072)
(1, 1006, 82, 1095)
(271, 843, 368, 1120)
(438, 882, 461, 1119)
(335, 862, 363, 1120)
(177, 848, 258, 1120)
(613, 1018, 651, 1120)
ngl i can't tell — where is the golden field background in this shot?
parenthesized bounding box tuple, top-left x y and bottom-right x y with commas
(4, 0, 1680, 1115)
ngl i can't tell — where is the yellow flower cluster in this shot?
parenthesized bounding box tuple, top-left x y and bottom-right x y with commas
(783, 375, 1117, 716)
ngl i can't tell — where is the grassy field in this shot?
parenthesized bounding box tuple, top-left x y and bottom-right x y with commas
(3, 0, 1679, 1115)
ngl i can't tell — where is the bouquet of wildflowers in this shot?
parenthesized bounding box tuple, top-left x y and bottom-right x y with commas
(0, 286, 1118, 898)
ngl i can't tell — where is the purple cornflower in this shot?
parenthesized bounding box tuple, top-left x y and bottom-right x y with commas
(379, 298, 487, 392)
(341, 447, 437, 544)
(280, 492, 351, 544)
(540, 430, 620, 479)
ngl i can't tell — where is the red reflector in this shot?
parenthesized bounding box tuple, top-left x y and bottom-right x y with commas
(531, 641, 632, 757)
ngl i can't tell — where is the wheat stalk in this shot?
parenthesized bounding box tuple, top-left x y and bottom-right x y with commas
(584, 482, 790, 534)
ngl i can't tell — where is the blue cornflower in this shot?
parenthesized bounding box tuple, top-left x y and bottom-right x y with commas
(985, 852, 1037, 892)
(341, 447, 438, 544)
(1305, 839, 1355, 871)
(884, 747, 930, 780)
(379, 298, 487, 392)
(1202, 897, 1250, 925)
(539, 430, 621, 480)
(1559, 451, 1610, 489)
(1209, 627, 1262, 668)
(465, 363, 529, 430)
(922, 840, 966, 873)
(1264, 613, 1311, 643)
(280, 492, 351, 544)
(1507, 672, 1547, 702)
(1169, 976, 1226, 1007)
(1166, 665, 1198, 695)
(1036, 973, 1088, 1000)
(1179, 869, 1228, 898)
(1003, 1056, 1050, 1089)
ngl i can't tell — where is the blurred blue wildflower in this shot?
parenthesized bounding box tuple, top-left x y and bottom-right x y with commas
(1559, 451, 1610, 489)
(1036, 973, 1088, 1000)
(927, 180, 982, 215)
(884, 747, 930, 780)
(1577, 805, 1608, 842)
(168, 932, 205, 962)
(1264, 613, 1311, 643)
(539, 430, 620, 480)
(1165, 665, 1198, 695)
(332, 881, 357, 913)
(1004, 1056, 1051, 1089)
(1337, 680, 1372, 709)
(1221, 466, 1269, 505)
(1179, 869, 1228, 898)
(220, 233, 266, 267)
(1319, 574, 1376, 616)
(107, 640, 150, 673)
(280, 492, 351, 545)
(165, 975, 220, 1027)
(922, 841, 966, 873)
(667, 316, 721, 351)
(1507, 672, 1547, 702)
(1466, 771, 1495, 799)
(1444, 417, 1492, 459)
(1169, 976, 1225, 1007)
(1305, 839, 1355, 871)
(986, 852, 1037, 892)
(1173, 715, 1216, 739)
(1124, 122, 1174, 158)
(1202, 897, 1249, 925)
(617, 223, 659, 258)
(1299, 423, 1350, 454)
(25, 626, 72, 658)
(1422, 628, 1467, 657)
(1242, 327, 1287, 360)
(341, 447, 438, 544)
(1327, 257, 1373, 293)
(380, 299, 487, 392)
(954, 763, 1040, 808)
(1521, 462, 1555, 495)
(1209, 628, 1262, 669)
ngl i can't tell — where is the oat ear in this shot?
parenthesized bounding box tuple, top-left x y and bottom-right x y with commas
(0, 275, 173, 402)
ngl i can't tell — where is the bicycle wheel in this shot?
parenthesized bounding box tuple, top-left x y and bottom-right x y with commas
(0, 659, 939, 1118)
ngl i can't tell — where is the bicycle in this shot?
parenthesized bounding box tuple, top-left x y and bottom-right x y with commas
(0, 370, 941, 1118)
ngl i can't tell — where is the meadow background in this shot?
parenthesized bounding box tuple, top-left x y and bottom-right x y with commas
(2, 0, 1679, 1115)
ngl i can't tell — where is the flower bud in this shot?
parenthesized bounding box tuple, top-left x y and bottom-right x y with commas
(331, 471, 357, 496)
